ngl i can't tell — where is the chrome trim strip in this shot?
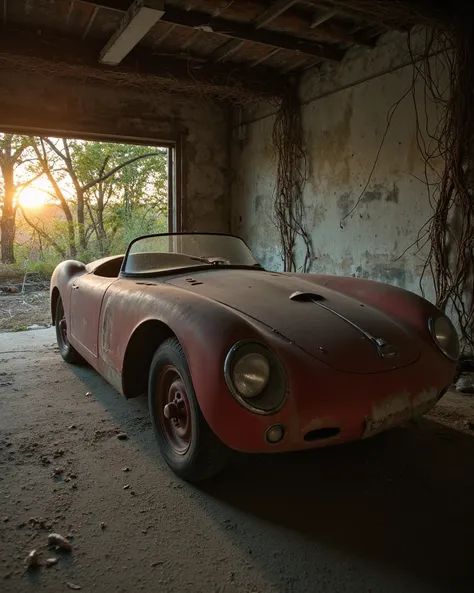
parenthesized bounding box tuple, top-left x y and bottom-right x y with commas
(313, 300, 399, 359)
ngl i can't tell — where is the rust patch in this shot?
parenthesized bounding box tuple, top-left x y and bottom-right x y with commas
(363, 387, 438, 437)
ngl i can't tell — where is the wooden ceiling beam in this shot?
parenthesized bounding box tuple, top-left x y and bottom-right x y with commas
(79, 1, 352, 57)
(0, 26, 282, 100)
(212, 0, 299, 63)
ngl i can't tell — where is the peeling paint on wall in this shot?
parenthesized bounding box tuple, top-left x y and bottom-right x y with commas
(231, 31, 441, 300)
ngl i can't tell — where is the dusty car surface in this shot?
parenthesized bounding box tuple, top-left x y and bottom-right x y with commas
(50, 232, 459, 481)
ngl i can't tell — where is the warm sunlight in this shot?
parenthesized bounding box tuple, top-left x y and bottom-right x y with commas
(17, 182, 50, 209)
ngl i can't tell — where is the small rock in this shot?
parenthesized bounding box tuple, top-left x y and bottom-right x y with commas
(85, 392, 92, 397)
(2, 517, 9, 522)
(67, 583, 81, 590)
(48, 533, 72, 552)
(123, 484, 130, 490)
(26, 549, 40, 568)
(71, 484, 78, 490)
(122, 467, 130, 472)
(45, 557, 58, 568)
(100, 522, 106, 530)
(456, 373, 474, 394)
(117, 432, 128, 441)
(17, 521, 26, 529)
(68, 425, 77, 430)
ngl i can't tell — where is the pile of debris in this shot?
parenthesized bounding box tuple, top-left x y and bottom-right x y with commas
(455, 355, 474, 394)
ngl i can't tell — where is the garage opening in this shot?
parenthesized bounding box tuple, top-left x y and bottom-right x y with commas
(0, 134, 173, 330)
(0, 134, 173, 270)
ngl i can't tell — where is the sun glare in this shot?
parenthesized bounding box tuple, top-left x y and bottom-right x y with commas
(18, 185, 49, 209)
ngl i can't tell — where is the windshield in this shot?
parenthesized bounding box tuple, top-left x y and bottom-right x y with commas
(122, 233, 260, 275)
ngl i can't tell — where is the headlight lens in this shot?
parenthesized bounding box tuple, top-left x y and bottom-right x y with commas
(429, 316, 459, 361)
(233, 353, 270, 398)
(224, 341, 287, 414)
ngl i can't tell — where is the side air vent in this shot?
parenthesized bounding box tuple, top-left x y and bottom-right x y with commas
(304, 427, 340, 441)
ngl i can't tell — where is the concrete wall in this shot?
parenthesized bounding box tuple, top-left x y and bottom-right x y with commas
(231, 31, 443, 302)
(0, 67, 230, 233)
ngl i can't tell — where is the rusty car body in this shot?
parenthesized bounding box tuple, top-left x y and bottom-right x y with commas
(50, 232, 459, 480)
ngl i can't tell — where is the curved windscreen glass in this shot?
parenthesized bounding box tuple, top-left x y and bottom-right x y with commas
(122, 233, 259, 275)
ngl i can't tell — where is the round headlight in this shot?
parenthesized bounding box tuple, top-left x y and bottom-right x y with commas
(224, 341, 287, 415)
(429, 316, 459, 361)
(233, 353, 270, 398)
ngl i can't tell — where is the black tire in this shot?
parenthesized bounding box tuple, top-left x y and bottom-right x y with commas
(55, 296, 82, 364)
(148, 337, 230, 481)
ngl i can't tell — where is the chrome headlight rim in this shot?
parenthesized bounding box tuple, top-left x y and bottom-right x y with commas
(224, 340, 287, 416)
(428, 315, 460, 362)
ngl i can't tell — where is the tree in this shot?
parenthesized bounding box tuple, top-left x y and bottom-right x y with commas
(30, 138, 77, 258)
(0, 134, 40, 263)
(39, 138, 164, 254)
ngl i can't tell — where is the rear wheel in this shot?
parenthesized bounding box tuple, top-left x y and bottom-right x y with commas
(148, 338, 230, 481)
(55, 296, 82, 364)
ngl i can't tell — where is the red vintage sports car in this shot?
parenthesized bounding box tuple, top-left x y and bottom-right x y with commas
(50, 232, 459, 481)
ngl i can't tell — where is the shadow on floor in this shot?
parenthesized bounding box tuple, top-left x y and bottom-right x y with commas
(72, 362, 474, 593)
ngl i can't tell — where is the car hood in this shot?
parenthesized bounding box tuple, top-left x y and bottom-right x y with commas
(165, 269, 420, 374)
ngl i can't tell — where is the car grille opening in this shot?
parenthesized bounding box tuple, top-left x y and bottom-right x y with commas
(304, 427, 340, 441)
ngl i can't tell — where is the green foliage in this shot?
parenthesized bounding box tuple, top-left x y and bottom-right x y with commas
(11, 325, 28, 332)
(2, 136, 170, 272)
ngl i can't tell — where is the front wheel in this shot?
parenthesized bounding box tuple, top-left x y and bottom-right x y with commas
(55, 296, 82, 364)
(148, 338, 230, 481)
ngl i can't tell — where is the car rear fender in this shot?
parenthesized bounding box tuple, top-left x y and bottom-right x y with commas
(50, 260, 87, 324)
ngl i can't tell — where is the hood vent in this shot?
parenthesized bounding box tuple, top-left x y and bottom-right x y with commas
(289, 291, 325, 302)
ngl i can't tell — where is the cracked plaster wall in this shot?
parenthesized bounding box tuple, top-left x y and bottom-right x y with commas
(231, 31, 444, 302)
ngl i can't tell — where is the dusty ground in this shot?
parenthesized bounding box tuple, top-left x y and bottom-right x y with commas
(0, 328, 474, 593)
(0, 290, 50, 332)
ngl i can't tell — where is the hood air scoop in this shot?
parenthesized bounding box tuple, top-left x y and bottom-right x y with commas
(289, 291, 325, 302)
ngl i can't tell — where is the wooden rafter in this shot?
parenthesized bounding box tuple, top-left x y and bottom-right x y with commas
(0, 25, 282, 99)
(212, 0, 299, 63)
(79, 1, 349, 61)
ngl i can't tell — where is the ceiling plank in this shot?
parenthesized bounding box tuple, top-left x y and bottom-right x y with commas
(100, 0, 165, 65)
(310, 9, 338, 29)
(82, 5, 99, 39)
(249, 47, 280, 68)
(79, 0, 346, 60)
(213, 0, 298, 63)
(253, 0, 299, 28)
(0, 25, 282, 100)
(160, 6, 344, 61)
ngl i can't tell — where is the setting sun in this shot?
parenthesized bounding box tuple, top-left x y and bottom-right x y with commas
(18, 183, 50, 209)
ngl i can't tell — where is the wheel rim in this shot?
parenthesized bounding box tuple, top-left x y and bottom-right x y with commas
(57, 301, 69, 351)
(156, 365, 192, 455)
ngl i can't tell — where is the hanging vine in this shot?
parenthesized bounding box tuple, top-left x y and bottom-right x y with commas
(272, 87, 313, 272)
(412, 21, 474, 352)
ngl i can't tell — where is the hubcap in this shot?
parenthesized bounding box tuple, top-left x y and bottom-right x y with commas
(157, 366, 192, 455)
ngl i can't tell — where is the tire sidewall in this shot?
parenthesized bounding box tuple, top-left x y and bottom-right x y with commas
(55, 296, 79, 363)
(148, 341, 203, 476)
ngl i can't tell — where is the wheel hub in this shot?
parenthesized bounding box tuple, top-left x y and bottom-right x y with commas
(157, 366, 192, 455)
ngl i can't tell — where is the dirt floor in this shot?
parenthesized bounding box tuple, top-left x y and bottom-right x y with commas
(0, 328, 473, 593)
(0, 290, 50, 332)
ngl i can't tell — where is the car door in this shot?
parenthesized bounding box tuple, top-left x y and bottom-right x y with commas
(70, 273, 117, 357)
